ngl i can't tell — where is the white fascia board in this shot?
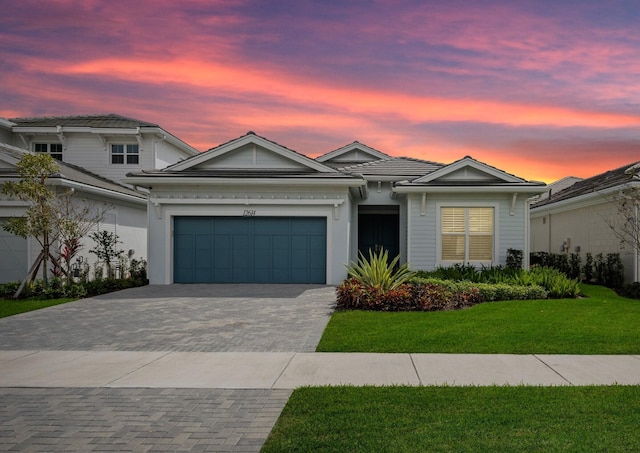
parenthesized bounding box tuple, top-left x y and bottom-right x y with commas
(141, 127, 199, 156)
(124, 176, 367, 188)
(47, 179, 147, 205)
(530, 181, 640, 216)
(393, 185, 548, 194)
(0, 118, 15, 129)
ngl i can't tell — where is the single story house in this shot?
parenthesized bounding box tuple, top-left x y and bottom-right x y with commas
(0, 114, 197, 283)
(125, 132, 547, 285)
(530, 162, 640, 283)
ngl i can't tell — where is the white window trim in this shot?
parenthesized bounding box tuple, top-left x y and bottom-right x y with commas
(109, 142, 140, 165)
(436, 201, 499, 267)
(33, 142, 63, 160)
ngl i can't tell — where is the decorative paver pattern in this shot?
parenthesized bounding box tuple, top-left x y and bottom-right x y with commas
(0, 387, 292, 452)
(0, 285, 335, 352)
(0, 284, 335, 451)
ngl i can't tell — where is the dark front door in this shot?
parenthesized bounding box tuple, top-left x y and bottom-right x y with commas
(358, 211, 400, 259)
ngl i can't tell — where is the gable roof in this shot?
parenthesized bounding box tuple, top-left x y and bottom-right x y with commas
(316, 141, 390, 165)
(166, 131, 338, 173)
(10, 113, 158, 128)
(532, 161, 640, 208)
(410, 156, 527, 184)
(0, 143, 145, 202)
(394, 155, 546, 193)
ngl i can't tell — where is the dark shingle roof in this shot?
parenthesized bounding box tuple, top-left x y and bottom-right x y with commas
(10, 113, 158, 128)
(532, 162, 640, 208)
(338, 157, 444, 177)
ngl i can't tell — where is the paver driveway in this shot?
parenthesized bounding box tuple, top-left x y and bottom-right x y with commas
(0, 284, 335, 352)
(0, 284, 336, 452)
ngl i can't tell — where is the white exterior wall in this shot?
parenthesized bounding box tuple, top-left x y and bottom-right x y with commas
(16, 132, 187, 185)
(147, 185, 353, 285)
(407, 192, 528, 271)
(531, 200, 638, 283)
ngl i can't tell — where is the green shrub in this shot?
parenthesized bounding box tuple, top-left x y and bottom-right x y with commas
(409, 277, 547, 302)
(617, 282, 640, 299)
(523, 267, 580, 299)
(346, 248, 413, 292)
(568, 252, 582, 280)
(0, 281, 20, 298)
(604, 253, 625, 288)
(506, 248, 523, 270)
(414, 264, 521, 284)
(583, 253, 594, 283)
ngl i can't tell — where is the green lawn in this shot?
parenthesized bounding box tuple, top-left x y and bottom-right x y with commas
(262, 386, 640, 452)
(0, 297, 77, 318)
(317, 284, 640, 354)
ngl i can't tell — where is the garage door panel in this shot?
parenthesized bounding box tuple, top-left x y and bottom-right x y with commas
(174, 216, 326, 283)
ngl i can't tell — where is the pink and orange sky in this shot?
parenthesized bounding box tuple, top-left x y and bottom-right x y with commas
(1, 0, 639, 183)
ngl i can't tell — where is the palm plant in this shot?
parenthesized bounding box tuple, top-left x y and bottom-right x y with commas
(346, 248, 414, 292)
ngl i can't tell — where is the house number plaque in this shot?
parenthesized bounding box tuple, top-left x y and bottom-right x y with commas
(242, 209, 256, 217)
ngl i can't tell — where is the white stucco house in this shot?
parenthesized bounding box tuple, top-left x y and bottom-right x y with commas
(125, 132, 547, 285)
(530, 162, 640, 283)
(0, 114, 198, 283)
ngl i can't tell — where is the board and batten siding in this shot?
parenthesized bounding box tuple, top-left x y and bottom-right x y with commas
(407, 192, 528, 271)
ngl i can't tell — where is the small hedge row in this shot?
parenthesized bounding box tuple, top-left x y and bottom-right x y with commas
(336, 278, 550, 312)
(336, 279, 480, 312)
(0, 277, 148, 300)
(410, 277, 548, 302)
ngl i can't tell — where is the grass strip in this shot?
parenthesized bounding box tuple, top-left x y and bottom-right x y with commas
(0, 298, 77, 318)
(317, 285, 640, 354)
(263, 386, 640, 452)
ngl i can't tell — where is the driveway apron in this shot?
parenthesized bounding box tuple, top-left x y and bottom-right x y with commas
(0, 284, 336, 452)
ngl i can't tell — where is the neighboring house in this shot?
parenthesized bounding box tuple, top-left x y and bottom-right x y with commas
(0, 114, 198, 283)
(530, 162, 640, 283)
(125, 132, 546, 285)
(536, 176, 583, 201)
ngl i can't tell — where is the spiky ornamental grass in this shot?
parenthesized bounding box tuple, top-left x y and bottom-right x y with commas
(346, 248, 414, 292)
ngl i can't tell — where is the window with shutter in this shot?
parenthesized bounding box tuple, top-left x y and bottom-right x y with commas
(441, 207, 494, 262)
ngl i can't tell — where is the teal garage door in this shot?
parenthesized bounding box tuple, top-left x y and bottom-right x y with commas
(174, 216, 326, 283)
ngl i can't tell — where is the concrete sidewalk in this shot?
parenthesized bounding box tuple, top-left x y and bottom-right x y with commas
(2, 350, 640, 388)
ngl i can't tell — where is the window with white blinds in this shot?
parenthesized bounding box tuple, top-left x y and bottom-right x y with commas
(441, 207, 494, 262)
